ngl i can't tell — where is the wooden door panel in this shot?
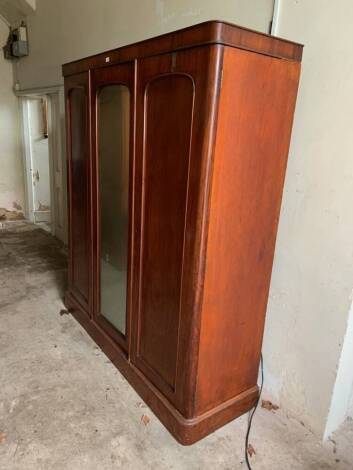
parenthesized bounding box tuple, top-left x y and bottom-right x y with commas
(138, 74, 194, 389)
(65, 72, 91, 313)
(132, 45, 222, 415)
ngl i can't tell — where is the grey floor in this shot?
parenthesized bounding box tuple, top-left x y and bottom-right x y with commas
(0, 221, 352, 470)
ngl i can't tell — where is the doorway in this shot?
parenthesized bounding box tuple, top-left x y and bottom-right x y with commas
(27, 96, 51, 227)
(20, 89, 66, 242)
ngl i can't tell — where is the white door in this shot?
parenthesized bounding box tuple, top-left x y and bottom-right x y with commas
(28, 97, 51, 225)
(21, 91, 67, 242)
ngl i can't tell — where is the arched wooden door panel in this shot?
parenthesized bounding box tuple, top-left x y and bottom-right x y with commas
(131, 46, 222, 416)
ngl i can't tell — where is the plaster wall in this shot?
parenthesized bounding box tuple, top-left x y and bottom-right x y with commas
(324, 299, 353, 438)
(14, 0, 273, 89)
(263, 0, 353, 437)
(0, 18, 25, 214)
(349, 392, 353, 418)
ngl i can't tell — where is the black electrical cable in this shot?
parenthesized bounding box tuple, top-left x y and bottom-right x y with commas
(244, 353, 264, 470)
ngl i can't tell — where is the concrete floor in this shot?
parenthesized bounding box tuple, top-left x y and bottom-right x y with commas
(1, 221, 353, 470)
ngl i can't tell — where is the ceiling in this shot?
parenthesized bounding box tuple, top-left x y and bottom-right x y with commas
(0, 0, 35, 25)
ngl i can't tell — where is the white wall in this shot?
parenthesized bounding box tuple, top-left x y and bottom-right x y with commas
(263, 0, 353, 437)
(325, 299, 353, 438)
(15, 0, 274, 89)
(0, 18, 25, 213)
(349, 389, 353, 418)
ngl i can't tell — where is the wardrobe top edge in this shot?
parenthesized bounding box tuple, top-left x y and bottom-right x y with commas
(62, 20, 303, 77)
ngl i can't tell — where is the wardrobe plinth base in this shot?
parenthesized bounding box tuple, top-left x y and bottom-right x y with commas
(64, 292, 259, 445)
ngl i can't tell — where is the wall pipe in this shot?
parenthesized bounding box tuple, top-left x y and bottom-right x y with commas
(271, 0, 281, 36)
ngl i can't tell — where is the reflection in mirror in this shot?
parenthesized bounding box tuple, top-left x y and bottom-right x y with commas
(98, 84, 130, 335)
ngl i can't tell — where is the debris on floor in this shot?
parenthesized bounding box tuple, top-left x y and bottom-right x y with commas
(59, 308, 70, 316)
(261, 399, 280, 412)
(247, 443, 256, 457)
(0, 208, 24, 221)
(141, 414, 150, 426)
(136, 401, 147, 409)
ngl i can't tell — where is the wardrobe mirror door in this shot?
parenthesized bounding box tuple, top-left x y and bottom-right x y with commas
(98, 84, 130, 335)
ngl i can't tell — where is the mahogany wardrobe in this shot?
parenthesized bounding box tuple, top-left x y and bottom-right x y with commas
(63, 21, 303, 444)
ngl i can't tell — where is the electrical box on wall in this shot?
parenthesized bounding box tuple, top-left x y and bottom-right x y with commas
(3, 22, 29, 60)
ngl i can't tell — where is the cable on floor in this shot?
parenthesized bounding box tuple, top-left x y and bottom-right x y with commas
(244, 353, 264, 470)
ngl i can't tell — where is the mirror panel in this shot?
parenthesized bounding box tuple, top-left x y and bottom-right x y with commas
(98, 84, 130, 335)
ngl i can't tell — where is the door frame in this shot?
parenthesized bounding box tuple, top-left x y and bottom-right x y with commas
(20, 96, 35, 222)
(18, 85, 67, 241)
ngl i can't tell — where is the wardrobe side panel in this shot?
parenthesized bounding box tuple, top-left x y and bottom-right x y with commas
(196, 47, 301, 414)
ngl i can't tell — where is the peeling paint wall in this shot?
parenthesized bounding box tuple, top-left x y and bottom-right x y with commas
(0, 18, 25, 215)
(263, 0, 353, 438)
